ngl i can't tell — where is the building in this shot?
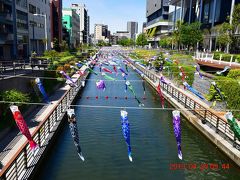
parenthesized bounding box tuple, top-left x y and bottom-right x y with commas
(114, 31, 131, 40)
(71, 3, 89, 44)
(94, 24, 109, 42)
(170, 0, 240, 51)
(142, 22, 147, 33)
(127, 21, 138, 39)
(145, 0, 173, 45)
(15, 0, 29, 59)
(50, 0, 62, 49)
(28, 0, 51, 55)
(0, 0, 15, 60)
(110, 35, 118, 45)
(62, 8, 80, 48)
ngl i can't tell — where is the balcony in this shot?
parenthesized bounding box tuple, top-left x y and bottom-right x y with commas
(147, 16, 171, 27)
(0, 12, 13, 21)
(0, 0, 12, 5)
(0, 33, 14, 44)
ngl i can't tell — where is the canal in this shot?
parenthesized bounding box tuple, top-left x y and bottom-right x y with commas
(36, 54, 239, 180)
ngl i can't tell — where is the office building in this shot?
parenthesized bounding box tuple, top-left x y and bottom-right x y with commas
(71, 3, 89, 44)
(50, 0, 62, 49)
(127, 21, 138, 39)
(114, 31, 131, 40)
(28, 0, 51, 55)
(62, 8, 80, 48)
(15, 0, 29, 59)
(0, 0, 15, 60)
(145, 0, 173, 45)
(94, 24, 109, 42)
(170, 0, 240, 51)
(142, 22, 147, 33)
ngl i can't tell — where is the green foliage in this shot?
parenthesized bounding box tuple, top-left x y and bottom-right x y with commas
(152, 52, 164, 70)
(44, 50, 58, 61)
(213, 52, 240, 62)
(206, 84, 227, 102)
(60, 40, 69, 51)
(227, 69, 240, 79)
(2, 90, 30, 106)
(212, 77, 240, 119)
(136, 33, 148, 47)
(173, 20, 183, 50)
(216, 23, 232, 50)
(180, 22, 203, 49)
(96, 40, 111, 47)
(162, 61, 195, 86)
(117, 38, 134, 46)
(159, 36, 172, 48)
(53, 38, 60, 52)
(59, 56, 75, 63)
(232, 4, 240, 33)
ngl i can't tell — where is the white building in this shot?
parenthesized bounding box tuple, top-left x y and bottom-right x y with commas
(28, 0, 51, 55)
(71, 3, 90, 44)
(94, 24, 109, 42)
(114, 31, 131, 39)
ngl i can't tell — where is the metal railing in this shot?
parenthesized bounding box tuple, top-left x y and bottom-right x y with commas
(0, 72, 86, 180)
(128, 58, 240, 150)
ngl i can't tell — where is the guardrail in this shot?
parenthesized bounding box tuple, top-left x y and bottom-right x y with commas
(127, 58, 240, 151)
(0, 71, 87, 180)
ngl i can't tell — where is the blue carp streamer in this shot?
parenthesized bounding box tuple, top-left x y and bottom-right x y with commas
(35, 78, 50, 103)
(67, 109, 85, 161)
(120, 110, 132, 162)
(183, 82, 205, 100)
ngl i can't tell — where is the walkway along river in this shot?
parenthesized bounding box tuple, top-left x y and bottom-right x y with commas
(36, 52, 239, 180)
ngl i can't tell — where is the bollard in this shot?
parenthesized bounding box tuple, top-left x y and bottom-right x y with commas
(219, 54, 222, 64)
(230, 55, 233, 66)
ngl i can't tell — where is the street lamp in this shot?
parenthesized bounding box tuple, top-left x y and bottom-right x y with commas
(33, 13, 48, 51)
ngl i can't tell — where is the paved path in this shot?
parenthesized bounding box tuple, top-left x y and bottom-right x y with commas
(0, 85, 69, 169)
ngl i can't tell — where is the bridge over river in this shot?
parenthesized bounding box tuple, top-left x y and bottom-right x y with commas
(34, 49, 239, 179)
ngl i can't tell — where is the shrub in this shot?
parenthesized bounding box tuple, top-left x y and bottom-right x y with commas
(214, 76, 240, 119)
(64, 64, 70, 72)
(163, 61, 195, 86)
(227, 69, 240, 79)
(2, 90, 30, 105)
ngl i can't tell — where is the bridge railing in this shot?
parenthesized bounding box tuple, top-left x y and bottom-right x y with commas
(130, 60, 240, 150)
(0, 74, 84, 180)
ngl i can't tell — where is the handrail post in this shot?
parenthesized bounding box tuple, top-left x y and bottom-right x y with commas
(216, 117, 219, 133)
(23, 147, 28, 169)
(201, 110, 207, 124)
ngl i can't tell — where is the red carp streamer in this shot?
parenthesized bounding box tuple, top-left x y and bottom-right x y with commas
(157, 83, 164, 108)
(10, 105, 38, 151)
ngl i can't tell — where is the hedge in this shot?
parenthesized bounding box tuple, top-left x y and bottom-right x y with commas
(163, 61, 195, 86)
(213, 52, 240, 62)
(214, 76, 240, 119)
(227, 69, 240, 79)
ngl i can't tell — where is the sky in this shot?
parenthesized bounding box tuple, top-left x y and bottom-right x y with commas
(63, 0, 146, 34)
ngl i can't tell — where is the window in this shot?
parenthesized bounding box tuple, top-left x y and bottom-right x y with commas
(29, 4, 36, 14)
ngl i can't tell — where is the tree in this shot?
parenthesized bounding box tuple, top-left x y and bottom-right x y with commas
(136, 33, 148, 47)
(117, 38, 134, 46)
(60, 40, 69, 52)
(159, 36, 172, 48)
(180, 22, 203, 50)
(230, 4, 240, 53)
(173, 20, 183, 50)
(53, 38, 60, 52)
(216, 23, 232, 51)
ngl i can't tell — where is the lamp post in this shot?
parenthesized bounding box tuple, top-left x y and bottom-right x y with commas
(33, 14, 48, 51)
